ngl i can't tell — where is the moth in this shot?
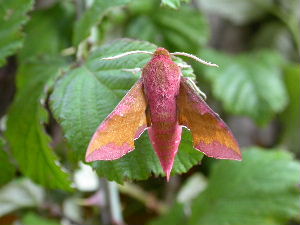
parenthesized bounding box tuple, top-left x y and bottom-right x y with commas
(85, 48, 241, 180)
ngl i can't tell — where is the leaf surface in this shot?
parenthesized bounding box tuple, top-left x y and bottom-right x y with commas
(199, 49, 288, 124)
(190, 148, 300, 225)
(149, 148, 300, 225)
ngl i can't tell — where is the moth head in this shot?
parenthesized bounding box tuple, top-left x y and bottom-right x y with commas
(153, 48, 170, 57)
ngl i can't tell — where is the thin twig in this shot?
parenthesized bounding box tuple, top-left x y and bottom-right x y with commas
(100, 179, 125, 225)
(99, 179, 111, 225)
(108, 182, 124, 225)
(118, 183, 168, 214)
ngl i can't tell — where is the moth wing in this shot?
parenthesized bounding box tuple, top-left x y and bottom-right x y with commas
(86, 79, 148, 162)
(176, 78, 242, 160)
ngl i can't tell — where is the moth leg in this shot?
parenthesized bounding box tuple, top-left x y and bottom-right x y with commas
(122, 68, 142, 75)
(177, 63, 191, 69)
(146, 106, 152, 127)
(185, 77, 207, 100)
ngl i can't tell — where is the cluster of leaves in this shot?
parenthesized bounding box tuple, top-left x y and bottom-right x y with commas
(151, 148, 300, 225)
(0, 0, 34, 66)
(0, 0, 299, 224)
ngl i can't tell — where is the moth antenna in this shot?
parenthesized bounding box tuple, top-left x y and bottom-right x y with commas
(171, 52, 218, 67)
(101, 51, 153, 60)
(177, 63, 192, 69)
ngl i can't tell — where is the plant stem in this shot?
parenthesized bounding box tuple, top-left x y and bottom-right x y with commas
(108, 181, 124, 224)
(99, 179, 110, 225)
(164, 176, 180, 206)
(75, 0, 85, 20)
(100, 179, 125, 225)
(118, 183, 168, 214)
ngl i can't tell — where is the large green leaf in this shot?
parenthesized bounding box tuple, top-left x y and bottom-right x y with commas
(199, 49, 288, 124)
(5, 4, 72, 190)
(73, 0, 132, 46)
(6, 59, 71, 190)
(126, 1, 208, 53)
(0, 138, 15, 187)
(51, 39, 203, 183)
(190, 148, 300, 225)
(0, 0, 34, 67)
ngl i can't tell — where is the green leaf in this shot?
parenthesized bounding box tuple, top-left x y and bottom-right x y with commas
(190, 147, 300, 225)
(126, 2, 208, 53)
(0, 0, 34, 67)
(199, 49, 288, 124)
(161, 0, 190, 9)
(5, 5, 73, 190)
(18, 3, 74, 61)
(22, 213, 62, 225)
(73, 0, 132, 46)
(280, 64, 300, 152)
(0, 137, 15, 187)
(6, 59, 71, 190)
(0, 178, 44, 217)
(51, 39, 203, 183)
(198, 0, 273, 25)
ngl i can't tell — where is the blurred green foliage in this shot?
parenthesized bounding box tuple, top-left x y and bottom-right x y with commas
(199, 49, 287, 124)
(0, 0, 299, 224)
(0, 0, 34, 66)
(126, 1, 209, 53)
(281, 64, 300, 152)
(0, 138, 15, 186)
(151, 148, 300, 225)
(5, 4, 72, 190)
(22, 213, 61, 225)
